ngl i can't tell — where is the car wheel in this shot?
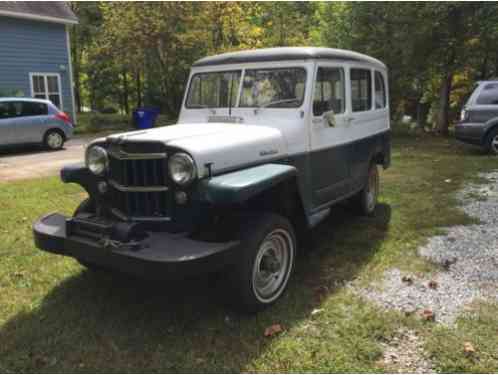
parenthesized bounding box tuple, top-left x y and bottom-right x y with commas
(485, 128, 498, 155)
(352, 163, 379, 216)
(44, 130, 65, 150)
(228, 213, 296, 312)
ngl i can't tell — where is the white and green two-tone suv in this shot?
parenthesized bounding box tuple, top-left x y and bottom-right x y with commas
(34, 47, 391, 312)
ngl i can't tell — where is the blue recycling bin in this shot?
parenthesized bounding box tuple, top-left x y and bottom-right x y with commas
(133, 107, 160, 129)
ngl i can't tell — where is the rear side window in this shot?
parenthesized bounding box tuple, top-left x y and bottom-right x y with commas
(350, 69, 372, 112)
(313, 67, 345, 116)
(374, 71, 387, 109)
(0, 102, 10, 119)
(476, 83, 498, 105)
(22, 101, 48, 116)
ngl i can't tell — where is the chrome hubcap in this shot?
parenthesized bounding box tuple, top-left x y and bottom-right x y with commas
(491, 136, 498, 153)
(252, 229, 293, 303)
(366, 167, 378, 212)
(47, 133, 63, 149)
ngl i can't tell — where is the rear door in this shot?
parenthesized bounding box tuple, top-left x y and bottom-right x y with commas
(309, 63, 351, 207)
(14, 101, 49, 143)
(347, 67, 389, 187)
(0, 101, 15, 145)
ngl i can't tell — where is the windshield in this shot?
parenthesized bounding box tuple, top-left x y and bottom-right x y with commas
(240, 68, 306, 108)
(185, 67, 306, 109)
(186, 70, 241, 108)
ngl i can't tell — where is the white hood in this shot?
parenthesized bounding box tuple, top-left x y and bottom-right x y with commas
(104, 123, 288, 177)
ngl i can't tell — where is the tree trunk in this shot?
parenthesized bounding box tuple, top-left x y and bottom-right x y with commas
(135, 69, 142, 108)
(436, 72, 453, 136)
(122, 70, 129, 115)
(71, 33, 82, 113)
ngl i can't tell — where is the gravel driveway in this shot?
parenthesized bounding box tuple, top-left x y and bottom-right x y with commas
(0, 136, 98, 182)
(354, 171, 498, 325)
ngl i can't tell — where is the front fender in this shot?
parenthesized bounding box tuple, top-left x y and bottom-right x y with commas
(193, 163, 297, 205)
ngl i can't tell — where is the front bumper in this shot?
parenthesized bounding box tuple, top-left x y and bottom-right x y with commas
(33, 213, 240, 279)
(454, 122, 485, 145)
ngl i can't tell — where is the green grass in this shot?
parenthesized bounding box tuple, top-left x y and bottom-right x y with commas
(0, 134, 497, 372)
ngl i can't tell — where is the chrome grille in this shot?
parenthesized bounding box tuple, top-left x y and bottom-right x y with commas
(106, 143, 171, 220)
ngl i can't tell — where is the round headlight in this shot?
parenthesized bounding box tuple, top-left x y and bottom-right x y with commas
(168, 152, 196, 186)
(86, 146, 108, 176)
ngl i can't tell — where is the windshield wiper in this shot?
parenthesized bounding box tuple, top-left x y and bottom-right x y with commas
(258, 98, 300, 109)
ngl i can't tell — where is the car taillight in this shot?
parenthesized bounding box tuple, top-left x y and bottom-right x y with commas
(55, 111, 72, 125)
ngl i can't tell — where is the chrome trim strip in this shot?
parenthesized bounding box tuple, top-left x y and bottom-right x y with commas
(109, 179, 169, 192)
(108, 150, 167, 160)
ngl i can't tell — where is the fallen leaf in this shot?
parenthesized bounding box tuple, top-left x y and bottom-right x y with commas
(264, 324, 283, 337)
(311, 308, 324, 316)
(428, 280, 438, 289)
(421, 309, 435, 322)
(445, 179, 452, 183)
(463, 342, 475, 355)
(401, 275, 414, 285)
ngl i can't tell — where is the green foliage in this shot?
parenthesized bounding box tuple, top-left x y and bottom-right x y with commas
(75, 112, 131, 135)
(70, 2, 498, 132)
(0, 89, 24, 97)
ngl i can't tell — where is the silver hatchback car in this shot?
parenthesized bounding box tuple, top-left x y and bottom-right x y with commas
(0, 97, 73, 150)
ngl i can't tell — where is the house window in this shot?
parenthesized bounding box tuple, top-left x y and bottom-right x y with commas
(30, 73, 62, 109)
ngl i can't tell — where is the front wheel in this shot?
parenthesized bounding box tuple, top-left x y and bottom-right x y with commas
(228, 213, 296, 312)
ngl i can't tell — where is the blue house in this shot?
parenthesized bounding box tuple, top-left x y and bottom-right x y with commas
(0, 2, 78, 122)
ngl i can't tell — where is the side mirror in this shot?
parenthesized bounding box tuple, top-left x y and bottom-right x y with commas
(323, 110, 336, 127)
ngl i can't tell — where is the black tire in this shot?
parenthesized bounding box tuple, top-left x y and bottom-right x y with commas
(227, 213, 296, 313)
(44, 129, 65, 150)
(485, 127, 498, 155)
(351, 162, 379, 216)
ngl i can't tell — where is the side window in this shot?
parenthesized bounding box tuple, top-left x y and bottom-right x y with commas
(476, 83, 498, 105)
(0, 102, 11, 119)
(21, 102, 48, 116)
(10, 102, 23, 117)
(350, 69, 372, 112)
(313, 67, 345, 116)
(374, 71, 387, 109)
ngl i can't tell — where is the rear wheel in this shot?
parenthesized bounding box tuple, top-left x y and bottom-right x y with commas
(351, 163, 379, 216)
(44, 129, 65, 150)
(485, 128, 498, 155)
(228, 213, 296, 312)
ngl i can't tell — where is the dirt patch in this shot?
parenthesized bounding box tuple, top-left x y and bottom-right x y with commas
(378, 329, 434, 373)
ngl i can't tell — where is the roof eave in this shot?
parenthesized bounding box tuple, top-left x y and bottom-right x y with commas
(0, 10, 78, 25)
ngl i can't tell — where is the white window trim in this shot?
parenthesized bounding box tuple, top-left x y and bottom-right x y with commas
(29, 72, 63, 110)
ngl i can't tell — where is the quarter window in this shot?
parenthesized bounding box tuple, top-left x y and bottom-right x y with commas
(313, 67, 345, 116)
(30, 73, 62, 109)
(476, 83, 498, 105)
(350, 69, 372, 112)
(374, 71, 387, 109)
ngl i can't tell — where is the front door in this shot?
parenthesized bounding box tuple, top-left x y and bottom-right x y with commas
(309, 64, 351, 208)
(0, 101, 15, 145)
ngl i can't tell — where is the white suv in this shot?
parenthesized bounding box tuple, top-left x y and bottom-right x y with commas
(34, 47, 390, 311)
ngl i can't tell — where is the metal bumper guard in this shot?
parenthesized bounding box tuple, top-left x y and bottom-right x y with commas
(33, 213, 240, 279)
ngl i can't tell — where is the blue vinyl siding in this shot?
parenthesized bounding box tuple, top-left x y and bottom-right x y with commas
(0, 16, 74, 120)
